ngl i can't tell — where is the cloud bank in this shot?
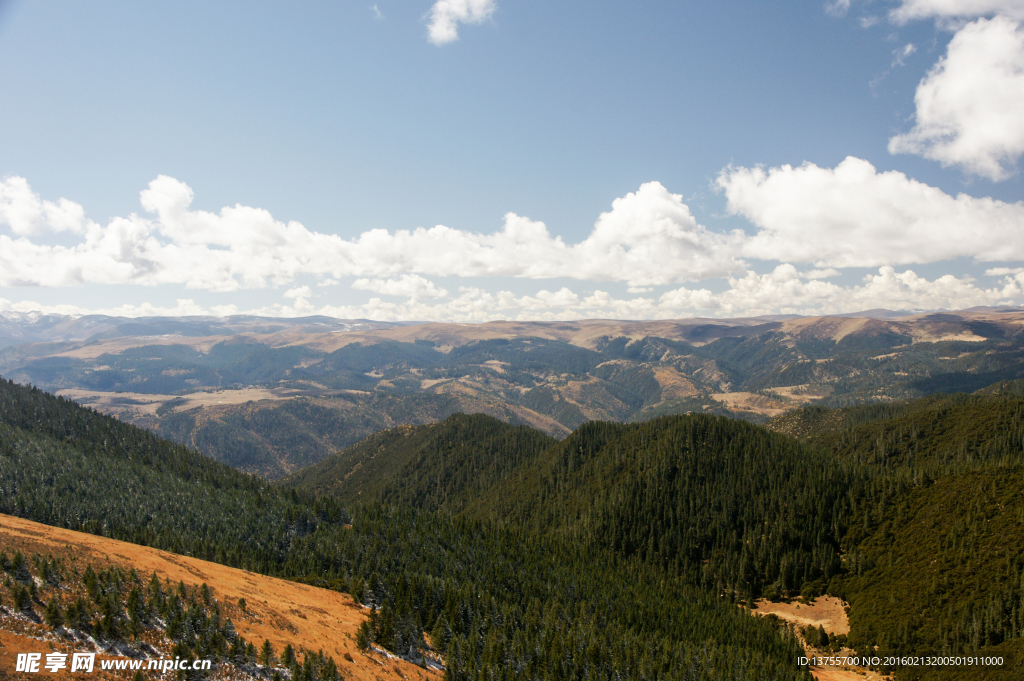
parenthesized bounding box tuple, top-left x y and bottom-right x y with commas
(2, 167, 1023, 321)
(0, 176, 744, 290)
(3, 266, 1022, 322)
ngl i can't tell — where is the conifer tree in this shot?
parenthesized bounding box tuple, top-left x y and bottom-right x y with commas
(260, 639, 275, 667)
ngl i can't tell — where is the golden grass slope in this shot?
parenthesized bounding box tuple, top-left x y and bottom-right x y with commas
(0, 514, 439, 681)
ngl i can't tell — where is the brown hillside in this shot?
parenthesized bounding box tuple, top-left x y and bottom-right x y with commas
(0, 514, 440, 681)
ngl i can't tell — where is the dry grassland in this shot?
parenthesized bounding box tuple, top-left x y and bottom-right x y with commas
(0, 514, 440, 681)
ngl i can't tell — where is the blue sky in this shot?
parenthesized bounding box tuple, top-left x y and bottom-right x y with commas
(1, 0, 1023, 321)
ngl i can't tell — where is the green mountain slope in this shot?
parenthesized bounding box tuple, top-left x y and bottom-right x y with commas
(157, 392, 465, 479)
(837, 465, 1024, 676)
(779, 395, 1024, 678)
(284, 413, 557, 513)
(460, 415, 850, 597)
(286, 391, 1024, 679)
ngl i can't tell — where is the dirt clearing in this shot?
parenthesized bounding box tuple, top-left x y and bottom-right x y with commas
(752, 596, 850, 635)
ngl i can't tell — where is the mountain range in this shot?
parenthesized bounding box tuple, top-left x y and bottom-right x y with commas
(2, 307, 1022, 478)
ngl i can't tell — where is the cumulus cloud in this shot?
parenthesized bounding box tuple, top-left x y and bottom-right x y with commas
(0, 176, 93, 236)
(426, 0, 495, 45)
(889, 17, 1024, 180)
(352, 274, 448, 300)
(717, 156, 1024, 267)
(890, 0, 1024, 23)
(4, 172, 1024, 321)
(0, 176, 743, 291)
(570, 182, 746, 284)
(338, 181, 743, 285)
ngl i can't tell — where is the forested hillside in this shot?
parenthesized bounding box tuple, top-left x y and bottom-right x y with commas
(0, 377, 809, 680)
(283, 413, 557, 513)
(156, 392, 469, 478)
(461, 415, 850, 600)
(290, 389, 1024, 680)
(788, 395, 1024, 676)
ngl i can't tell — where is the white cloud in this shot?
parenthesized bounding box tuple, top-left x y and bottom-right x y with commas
(515, 287, 580, 311)
(371, 4, 384, 20)
(0, 176, 743, 291)
(3, 172, 1024, 322)
(426, 0, 495, 45)
(870, 42, 919, 90)
(889, 17, 1024, 180)
(0, 176, 93, 236)
(890, 0, 1024, 24)
(389, 180, 746, 284)
(718, 156, 1024, 267)
(985, 266, 1024, 275)
(352, 274, 448, 300)
(894, 42, 917, 65)
(283, 285, 312, 299)
(566, 182, 745, 284)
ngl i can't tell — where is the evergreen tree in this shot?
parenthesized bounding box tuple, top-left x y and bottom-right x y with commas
(260, 639, 275, 667)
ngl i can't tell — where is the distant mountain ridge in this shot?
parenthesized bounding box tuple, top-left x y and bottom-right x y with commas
(3, 307, 1024, 477)
(0, 312, 410, 349)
